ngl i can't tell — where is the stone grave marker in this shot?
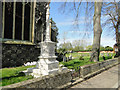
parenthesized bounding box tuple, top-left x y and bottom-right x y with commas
(111, 53, 113, 56)
(63, 56, 66, 62)
(66, 57, 69, 62)
(101, 53, 104, 56)
(69, 55, 72, 60)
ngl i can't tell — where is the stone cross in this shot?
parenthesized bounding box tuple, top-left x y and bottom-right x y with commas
(25, 2, 59, 78)
(45, 3, 51, 41)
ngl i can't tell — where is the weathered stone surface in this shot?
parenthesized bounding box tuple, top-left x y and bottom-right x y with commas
(2, 71, 72, 89)
(91, 63, 99, 73)
(2, 44, 40, 68)
(25, 3, 60, 77)
(80, 58, 119, 78)
(2, 2, 47, 68)
(81, 65, 91, 76)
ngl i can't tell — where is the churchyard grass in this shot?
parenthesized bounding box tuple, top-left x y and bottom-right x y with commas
(1, 52, 115, 86)
(0, 65, 35, 86)
(60, 52, 115, 70)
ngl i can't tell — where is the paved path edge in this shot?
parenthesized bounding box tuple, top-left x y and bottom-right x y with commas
(58, 63, 119, 89)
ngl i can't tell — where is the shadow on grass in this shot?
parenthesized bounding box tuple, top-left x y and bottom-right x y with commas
(1, 72, 25, 81)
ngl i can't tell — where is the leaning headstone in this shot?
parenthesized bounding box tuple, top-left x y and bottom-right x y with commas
(66, 57, 68, 62)
(107, 53, 109, 57)
(69, 55, 72, 60)
(63, 56, 66, 62)
(101, 53, 104, 56)
(70, 56, 72, 60)
(105, 53, 107, 56)
(67, 57, 69, 61)
(111, 53, 113, 56)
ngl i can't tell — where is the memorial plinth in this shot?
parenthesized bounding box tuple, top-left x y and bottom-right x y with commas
(30, 41, 59, 77)
(23, 2, 67, 78)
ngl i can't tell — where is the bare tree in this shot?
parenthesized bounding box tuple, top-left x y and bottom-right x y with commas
(62, 31, 68, 44)
(59, 1, 103, 62)
(102, 1, 120, 57)
(118, 2, 120, 58)
(90, 2, 103, 62)
(72, 39, 87, 50)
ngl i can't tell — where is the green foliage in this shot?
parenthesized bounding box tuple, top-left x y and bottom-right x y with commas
(57, 40, 88, 52)
(85, 45, 113, 51)
(73, 46, 84, 52)
(58, 42, 73, 51)
(79, 56, 84, 60)
(104, 46, 113, 51)
(63, 52, 113, 70)
(67, 66, 74, 69)
(100, 46, 105, 51)
(1, 65, 35, 86)
(63, 61, 74, 67)
(86, 45, 92, 51)
(100, 46, 113, 51)
(50, 18, 59, 43)
(105, 56, 112, 60)
(57, 48, 66, 54)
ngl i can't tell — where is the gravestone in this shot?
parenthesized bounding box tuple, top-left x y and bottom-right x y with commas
(105, 53, 107, 56)
(107, 53, 109, 57)
(101, 53, 104, 56)
(69, 55, 72, 60)
(66, 57, 69, 62)
(23, 3, 68, 78)
(111, 53, 113, 56)
(63, 56, 66, 62)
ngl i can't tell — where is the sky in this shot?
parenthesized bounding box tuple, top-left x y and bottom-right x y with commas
(50, 2, 116, 48)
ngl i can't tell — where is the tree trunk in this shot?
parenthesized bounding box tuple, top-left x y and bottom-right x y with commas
(90, 2, 103, 62)
(116, 2, 120, 58)
(118, 15, 120, 58)
(114, 26, 120, 57)
(115, 21, 119, 44)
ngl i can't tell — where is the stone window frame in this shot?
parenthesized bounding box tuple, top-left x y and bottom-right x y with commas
(1, 1, 36, 45)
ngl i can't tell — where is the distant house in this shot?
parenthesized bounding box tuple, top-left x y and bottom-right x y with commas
(113, 44, 118, 53)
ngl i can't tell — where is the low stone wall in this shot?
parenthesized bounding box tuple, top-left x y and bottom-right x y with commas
(2, 70, 72, 89)
(80, 58, 119, 78)
(2, 58, 119, 89)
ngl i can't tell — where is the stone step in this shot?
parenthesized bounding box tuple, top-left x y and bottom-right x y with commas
(37, 60, 59, 65)
(32, 68, 59, 77)
(37, 62, 59, 70)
